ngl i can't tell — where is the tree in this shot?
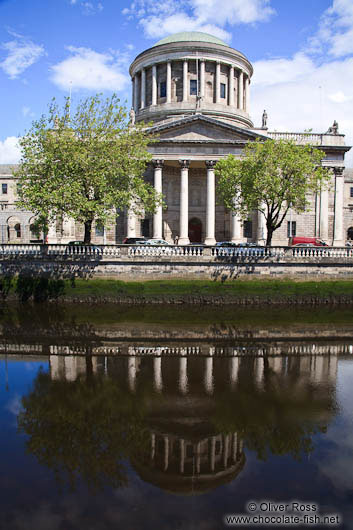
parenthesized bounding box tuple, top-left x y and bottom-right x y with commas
(15, 94, 160, 243)
(215, 139, 331, 246)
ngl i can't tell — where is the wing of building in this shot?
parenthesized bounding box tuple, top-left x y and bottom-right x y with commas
(0, 31, 351, 245)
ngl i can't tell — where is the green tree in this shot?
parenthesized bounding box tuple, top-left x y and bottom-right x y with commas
(216, 139, 330, 246)
(16, 94, 160, 243)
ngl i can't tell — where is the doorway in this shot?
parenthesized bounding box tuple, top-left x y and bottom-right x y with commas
(188, 217, 202, 243)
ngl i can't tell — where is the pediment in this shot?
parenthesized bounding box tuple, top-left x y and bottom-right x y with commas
(149, 115, 266, 143)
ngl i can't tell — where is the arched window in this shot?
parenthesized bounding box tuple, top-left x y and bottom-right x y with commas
(347, 227, 353, 241)
(14, 223, 21, 238)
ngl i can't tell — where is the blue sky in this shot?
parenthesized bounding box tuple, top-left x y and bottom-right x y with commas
(0, 0, 353, 166)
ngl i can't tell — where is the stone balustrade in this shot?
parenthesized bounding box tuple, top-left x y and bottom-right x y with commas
(0, 243, 353, 260)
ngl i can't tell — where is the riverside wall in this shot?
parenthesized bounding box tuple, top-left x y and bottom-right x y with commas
(1, 244, 353, 279)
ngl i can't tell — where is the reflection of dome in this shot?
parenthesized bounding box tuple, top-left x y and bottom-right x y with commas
(132, 430, 245, 495)
(153, 32, 228, 48)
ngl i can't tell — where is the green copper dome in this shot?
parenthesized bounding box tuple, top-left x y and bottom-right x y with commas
(153, 31, 228, 48)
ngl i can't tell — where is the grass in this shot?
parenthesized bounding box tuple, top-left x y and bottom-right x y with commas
(62, 277, 353, 299)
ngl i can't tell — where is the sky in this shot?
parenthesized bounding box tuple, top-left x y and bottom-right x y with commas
(0, 0, 353, 166)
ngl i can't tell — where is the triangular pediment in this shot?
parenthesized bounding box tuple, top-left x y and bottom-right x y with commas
(148, 115, 267, 143)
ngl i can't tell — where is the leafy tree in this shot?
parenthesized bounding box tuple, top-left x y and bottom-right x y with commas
(215, 139, 330, 246)
(15, 94, 160, 243)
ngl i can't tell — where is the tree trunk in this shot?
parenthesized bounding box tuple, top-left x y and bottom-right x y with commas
(266, 225, 274, 246)
(84, 220, 92, 244)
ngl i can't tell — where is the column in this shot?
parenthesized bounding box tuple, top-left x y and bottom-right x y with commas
(151, 433, 156, 460)
(210, 436, 216, 472)
(230, 356, 239, 388)
(196, 442, 201, 474)
(333, 167, 345, 246)
(320, 187, 329, 241)
(164, 436, 169, 471)
(215, 61, 220, 103)
(257, 207, 267, 244)
(232, 433, 238, 462)
(180, 439, 185, 473)
(255, 357, 264, 386)
(140, 68, 146, 109)
(205, 349, 214, 395)
(153, 159, 164, 239)
(166, 61, 171, 104)
(204, 160, 216, 245)
(200, 60, 205, 99)
(153, 356, 163, 392)
(223, 434, 229, 468)
(179, 354, 188, 394)
(230, 206, 242, 243)
(127, 204, 137, 238)
(245, 75, 250, 113)
(152, 65, 157, 106)
(183, 60, 188, 102)
(178, 160, 190, 245)
(133, 75, 139, 112)
(228, 65, 234, 107)
(237, 70, 243, 110)
(128, 353, 136, 392)
(132, 77, 135, 113)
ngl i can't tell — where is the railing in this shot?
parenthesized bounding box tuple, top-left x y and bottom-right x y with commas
(267, 132, 323, 145)
(1, 244, 353, 260)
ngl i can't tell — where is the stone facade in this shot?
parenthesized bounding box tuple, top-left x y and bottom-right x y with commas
(0, 31, 351, 245)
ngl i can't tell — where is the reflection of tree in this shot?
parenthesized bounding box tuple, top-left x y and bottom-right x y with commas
(213, 362, 334, 460)
(18, 369, 150, 491)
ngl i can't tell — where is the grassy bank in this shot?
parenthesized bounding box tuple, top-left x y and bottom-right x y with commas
(3, 275, 353, 304)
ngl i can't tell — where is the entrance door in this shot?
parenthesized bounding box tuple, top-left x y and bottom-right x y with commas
(188, 218, 202, 243)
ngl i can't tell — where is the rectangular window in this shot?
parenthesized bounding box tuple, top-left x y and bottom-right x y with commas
(2, 183, 7, 194)
(95, 223, 104, 237)
(160, 81, 166, 98)
(350, 187, 353, 198)
(287, 221, 296, 238)
(141, 219, 150, 237)
(190, 79, 197, 95)
(220, 83, 226, 99)
(243, 220, 252, 238)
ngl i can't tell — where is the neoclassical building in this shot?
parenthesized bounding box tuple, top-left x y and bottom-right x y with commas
(0, 31, 352, 245)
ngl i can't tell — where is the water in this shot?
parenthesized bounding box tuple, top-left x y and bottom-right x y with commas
(0, 304, 353, 529)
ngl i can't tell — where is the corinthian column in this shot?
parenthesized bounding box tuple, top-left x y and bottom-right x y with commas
(166, 61, 172, 103)
(141, 68, 146, 109)
(237, 70, 243, 110)
(179, 160, 190, 245)
(228, 65, 234, 106)
(333, 167, 345, 246)
(183, 60, 188, 102)
(153, 159, 164, 239)
(152, 65, 157, 106)
(320, 186, 329, 242)
(215, 61, 220, 103)
(204, 160, 216, 245)
(200, 60, 205, 99)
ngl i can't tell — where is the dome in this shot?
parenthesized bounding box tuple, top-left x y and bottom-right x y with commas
(153, 31, 228, 48)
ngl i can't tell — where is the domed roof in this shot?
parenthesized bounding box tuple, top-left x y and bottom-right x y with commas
(153, 31, 228, 48)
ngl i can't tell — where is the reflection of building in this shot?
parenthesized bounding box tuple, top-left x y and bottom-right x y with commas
(0, 32, 352, 245)
(132, 430, 245, 495)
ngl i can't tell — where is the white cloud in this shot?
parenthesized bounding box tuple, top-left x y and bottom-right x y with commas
(251, 55, 353, 166)
(123, 0, 275, 40)
(309, 0, 353, 57)
(0, 136, 21, 164)
(69, 0, 103, 15)
(0, 32, 45, 79)
(22, 106, 35, 118)
(50, 46, 130, 92)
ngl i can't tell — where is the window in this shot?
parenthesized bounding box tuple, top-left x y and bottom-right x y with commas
(2, 183, 7, 194)
(141, 219, 150, 237)
(350, 187, 353, 198)
(160, 81, 166, 98)
(243, 220, 252, 238)
(287, 221, 296, 238)
(190, 79, 197, 95)
(220, 83, 226, 99)
(14, 223, 21, 238)
(95, 223, 104, 237)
